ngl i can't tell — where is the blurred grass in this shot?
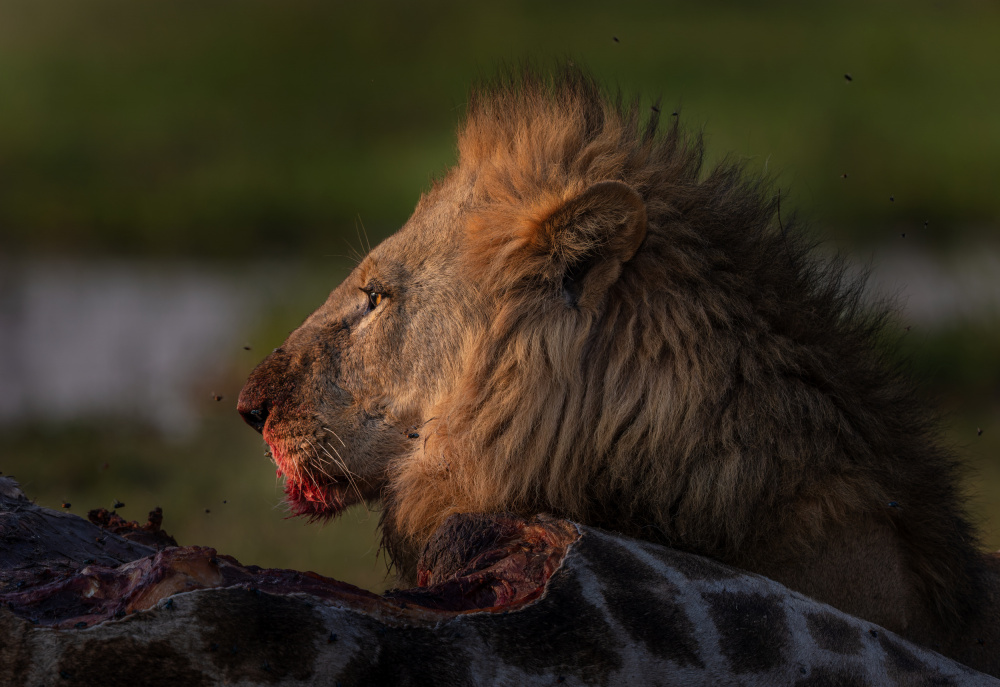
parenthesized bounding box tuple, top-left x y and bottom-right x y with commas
(897, 320, 1000, 398)
(0, 0, 997, 256)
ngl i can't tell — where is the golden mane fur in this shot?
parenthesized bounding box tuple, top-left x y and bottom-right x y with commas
(389, 68, 982, 618)
(240, 67, 997, 673)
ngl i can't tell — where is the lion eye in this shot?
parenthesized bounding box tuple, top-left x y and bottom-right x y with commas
(362, 289, 383, 311)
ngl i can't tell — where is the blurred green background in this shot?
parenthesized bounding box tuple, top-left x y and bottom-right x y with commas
(1, 0, 997, 593)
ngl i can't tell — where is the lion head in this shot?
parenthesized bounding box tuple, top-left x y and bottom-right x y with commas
(238, 68, 985, 639)
(237, 71, 665, 544)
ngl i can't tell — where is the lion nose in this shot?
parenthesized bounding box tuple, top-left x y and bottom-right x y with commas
(238, 346, 293, 435)
(238, 404, 268, 433)
(237, 370, 272, 434)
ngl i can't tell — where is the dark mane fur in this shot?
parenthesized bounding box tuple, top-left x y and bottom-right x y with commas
(388, 66, 985, 628)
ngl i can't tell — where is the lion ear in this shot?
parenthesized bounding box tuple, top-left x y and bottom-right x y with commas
(538, 180, 647, 308)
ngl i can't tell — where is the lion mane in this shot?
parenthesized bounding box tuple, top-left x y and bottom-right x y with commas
(240, 67, 996, 670)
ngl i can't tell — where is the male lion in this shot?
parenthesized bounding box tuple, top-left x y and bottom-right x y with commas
(238, 68, 999, 673)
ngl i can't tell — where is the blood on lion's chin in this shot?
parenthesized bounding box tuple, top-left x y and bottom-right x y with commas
(279, 472, 352, 521)
(266, 439, 357, 521)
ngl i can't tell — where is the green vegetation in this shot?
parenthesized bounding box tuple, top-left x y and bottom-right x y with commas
(0, 0, 997, 255)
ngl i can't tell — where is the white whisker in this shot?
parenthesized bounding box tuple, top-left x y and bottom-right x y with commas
(314, 439, 369, 515)
(357, 214, 372, 256)
(321, 426, 347, 448)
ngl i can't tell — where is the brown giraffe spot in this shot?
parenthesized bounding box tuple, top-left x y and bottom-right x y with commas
(336, 616, 473, 686)
(704, 590, 790, 674)
(877, 632, 938, 683)
(467, 568, 622, 683)
(795, 666, 872, 687)
(57, 638, 209, 687)
(195, 588, 324, 683)
(0, 608, 31, 686)
(805, 611, 863, 655)
(582, 534, 703, 668)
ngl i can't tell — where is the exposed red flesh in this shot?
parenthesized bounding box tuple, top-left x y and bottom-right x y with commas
(399, 513, 577, 612)
(0, 507, 579, 629)
(87, 507, 178, 549)
(0, 546, 379, 629)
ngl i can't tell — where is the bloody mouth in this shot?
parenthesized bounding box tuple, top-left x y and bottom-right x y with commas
(277, 467, 352, 520)
(266, 435, 355, 520)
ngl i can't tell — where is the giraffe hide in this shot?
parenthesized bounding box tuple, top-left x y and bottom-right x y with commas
(0, 476, 995, 686)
